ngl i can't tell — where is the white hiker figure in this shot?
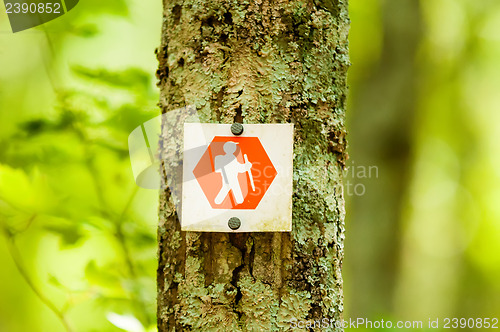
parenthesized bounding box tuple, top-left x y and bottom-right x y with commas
(214, 141, 254, 205)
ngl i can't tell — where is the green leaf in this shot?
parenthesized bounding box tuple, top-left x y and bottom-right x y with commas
(72, 67, 151, 92)
(43, 220, 86, 247)
(85, 261, 124, 296)
(48, 274, 66, 290)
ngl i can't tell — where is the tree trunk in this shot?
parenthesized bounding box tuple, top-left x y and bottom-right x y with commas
(346, 0, 421, 318)
(156, 0, 349, 330)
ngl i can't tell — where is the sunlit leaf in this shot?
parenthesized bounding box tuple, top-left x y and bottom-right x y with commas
(78, 0, 129, 17)
(0, 165, 56, 214)
(106, 312, 145, 332)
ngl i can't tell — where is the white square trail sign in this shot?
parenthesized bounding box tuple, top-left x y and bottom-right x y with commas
(181, 123, 294, 232)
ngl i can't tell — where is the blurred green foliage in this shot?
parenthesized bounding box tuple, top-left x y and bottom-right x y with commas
(347, 0, 500, 330)
(0, 1, 161, 331)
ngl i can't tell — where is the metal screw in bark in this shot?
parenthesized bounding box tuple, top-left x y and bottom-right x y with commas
(228, 217, 241, 230)
(231, 123, 244, 136)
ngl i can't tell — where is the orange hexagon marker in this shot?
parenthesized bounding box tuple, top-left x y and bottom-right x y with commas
(193, 136, 277, 210)
(181, 123, 293, 232)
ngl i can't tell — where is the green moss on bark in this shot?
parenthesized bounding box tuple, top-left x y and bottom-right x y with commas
(157, 0, 349, 330)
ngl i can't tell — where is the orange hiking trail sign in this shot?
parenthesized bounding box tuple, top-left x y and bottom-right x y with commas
(181, 123, 293, 232)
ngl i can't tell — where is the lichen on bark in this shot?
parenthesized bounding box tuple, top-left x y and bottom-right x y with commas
(157, 0, 349, 330)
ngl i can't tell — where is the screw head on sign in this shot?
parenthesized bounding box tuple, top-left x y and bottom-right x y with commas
(228, 217, 241, 230)
(231, 123, 244, 136)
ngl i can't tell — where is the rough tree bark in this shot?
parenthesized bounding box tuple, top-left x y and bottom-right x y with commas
(156, 0, 349, 330)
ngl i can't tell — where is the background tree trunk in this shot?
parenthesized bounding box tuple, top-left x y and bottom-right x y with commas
(156, 0, 349, 330)
(346, 0, 421, 318)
